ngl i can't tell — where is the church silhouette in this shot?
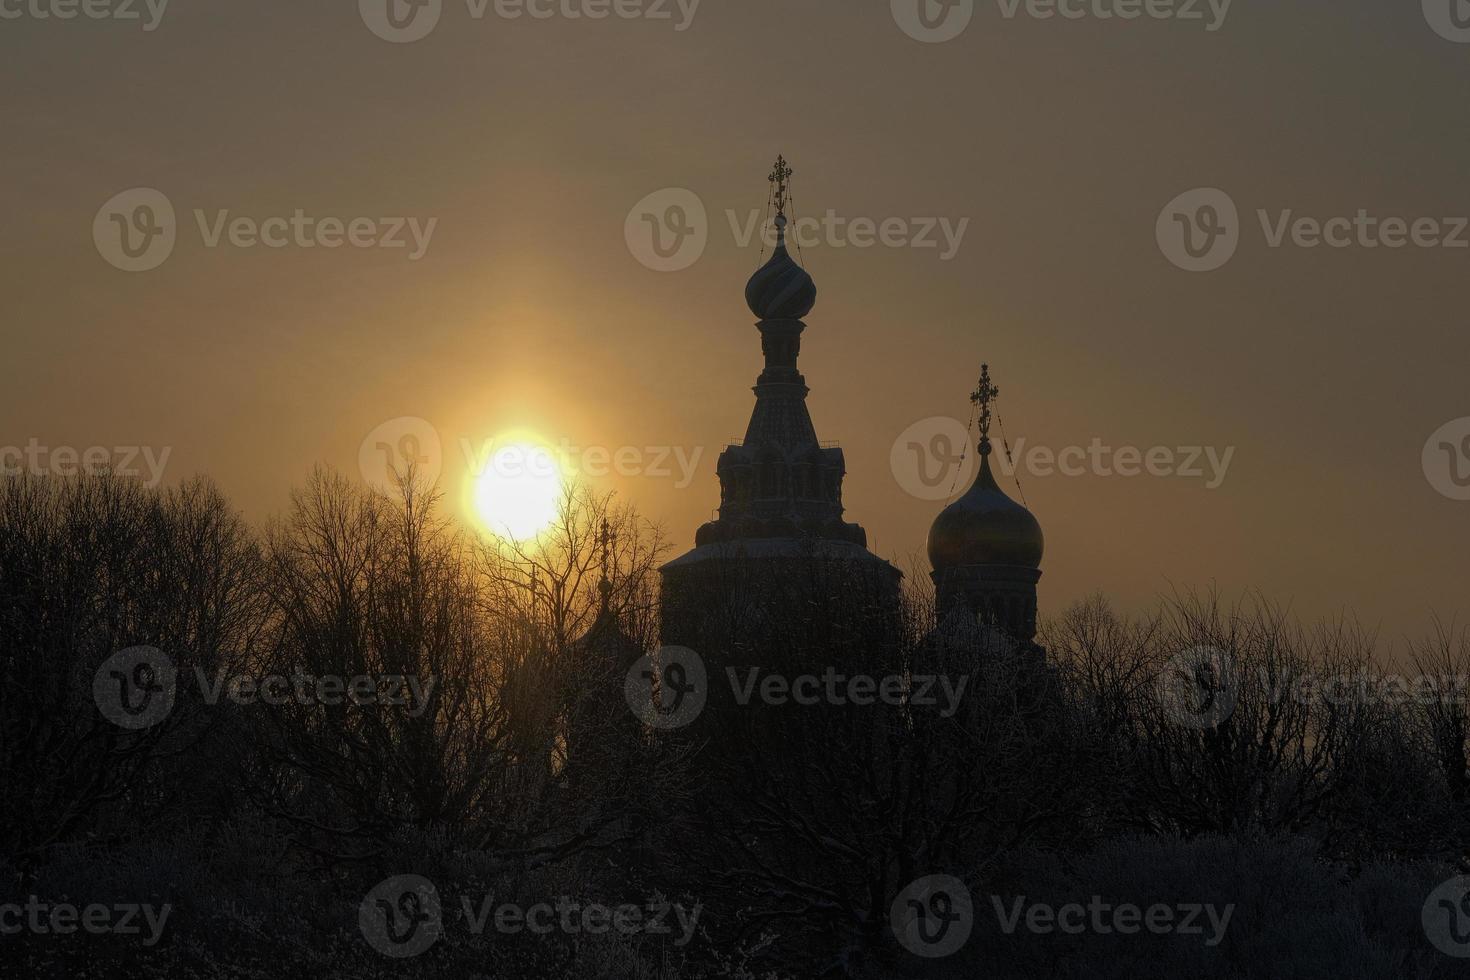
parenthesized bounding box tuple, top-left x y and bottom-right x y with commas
(659, 158, 1046, 665)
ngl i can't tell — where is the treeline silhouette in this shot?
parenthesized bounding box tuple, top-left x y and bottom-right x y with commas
(1, 472, 1468, 978)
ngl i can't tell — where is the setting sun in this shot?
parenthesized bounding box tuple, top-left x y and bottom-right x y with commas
(469, 439, 565, 542)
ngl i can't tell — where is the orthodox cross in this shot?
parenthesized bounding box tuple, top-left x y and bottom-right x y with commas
(768, 155, 793, 219)
(971, 364, 999, 456)
(597, 518, 615, 607)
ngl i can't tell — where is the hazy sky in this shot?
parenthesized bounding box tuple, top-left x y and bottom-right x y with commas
(4, 0, 1469, 644)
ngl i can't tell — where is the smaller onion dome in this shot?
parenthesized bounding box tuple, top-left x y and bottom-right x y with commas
(745, 215, 816, 320)
(926, 364, 1044, 571)
(927, 453, 1044, 571)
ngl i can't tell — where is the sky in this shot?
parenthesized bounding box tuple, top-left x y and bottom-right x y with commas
(3, 0, 1469, 645)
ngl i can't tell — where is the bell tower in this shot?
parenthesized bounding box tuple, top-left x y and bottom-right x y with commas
(661, 157, 900, 650)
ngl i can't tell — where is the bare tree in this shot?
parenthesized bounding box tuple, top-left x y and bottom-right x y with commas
(0, 474, 260, 871)
(1053, 591, 1378, 839)
(248, 468, 686, 872)
(473, 482, 667, 655)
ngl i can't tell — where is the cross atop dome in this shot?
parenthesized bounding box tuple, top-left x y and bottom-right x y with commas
(597, 517, 614, 609)
(970, 364, 999, 457)
(768, 154, 793, 220)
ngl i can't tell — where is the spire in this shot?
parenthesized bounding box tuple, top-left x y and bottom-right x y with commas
(661, 155, 901, 620)
(970, 364, 999, 458)
(572, 513, 635, 661)
(596, 518, 614, 614)
(680, 157, 870, 550)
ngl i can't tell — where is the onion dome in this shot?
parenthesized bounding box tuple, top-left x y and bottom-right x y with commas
(746, 215, 817, 320)
(927, 364, 1044, 571)
(927, 453, 1044, 570)
(745, 156, 816, 320)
